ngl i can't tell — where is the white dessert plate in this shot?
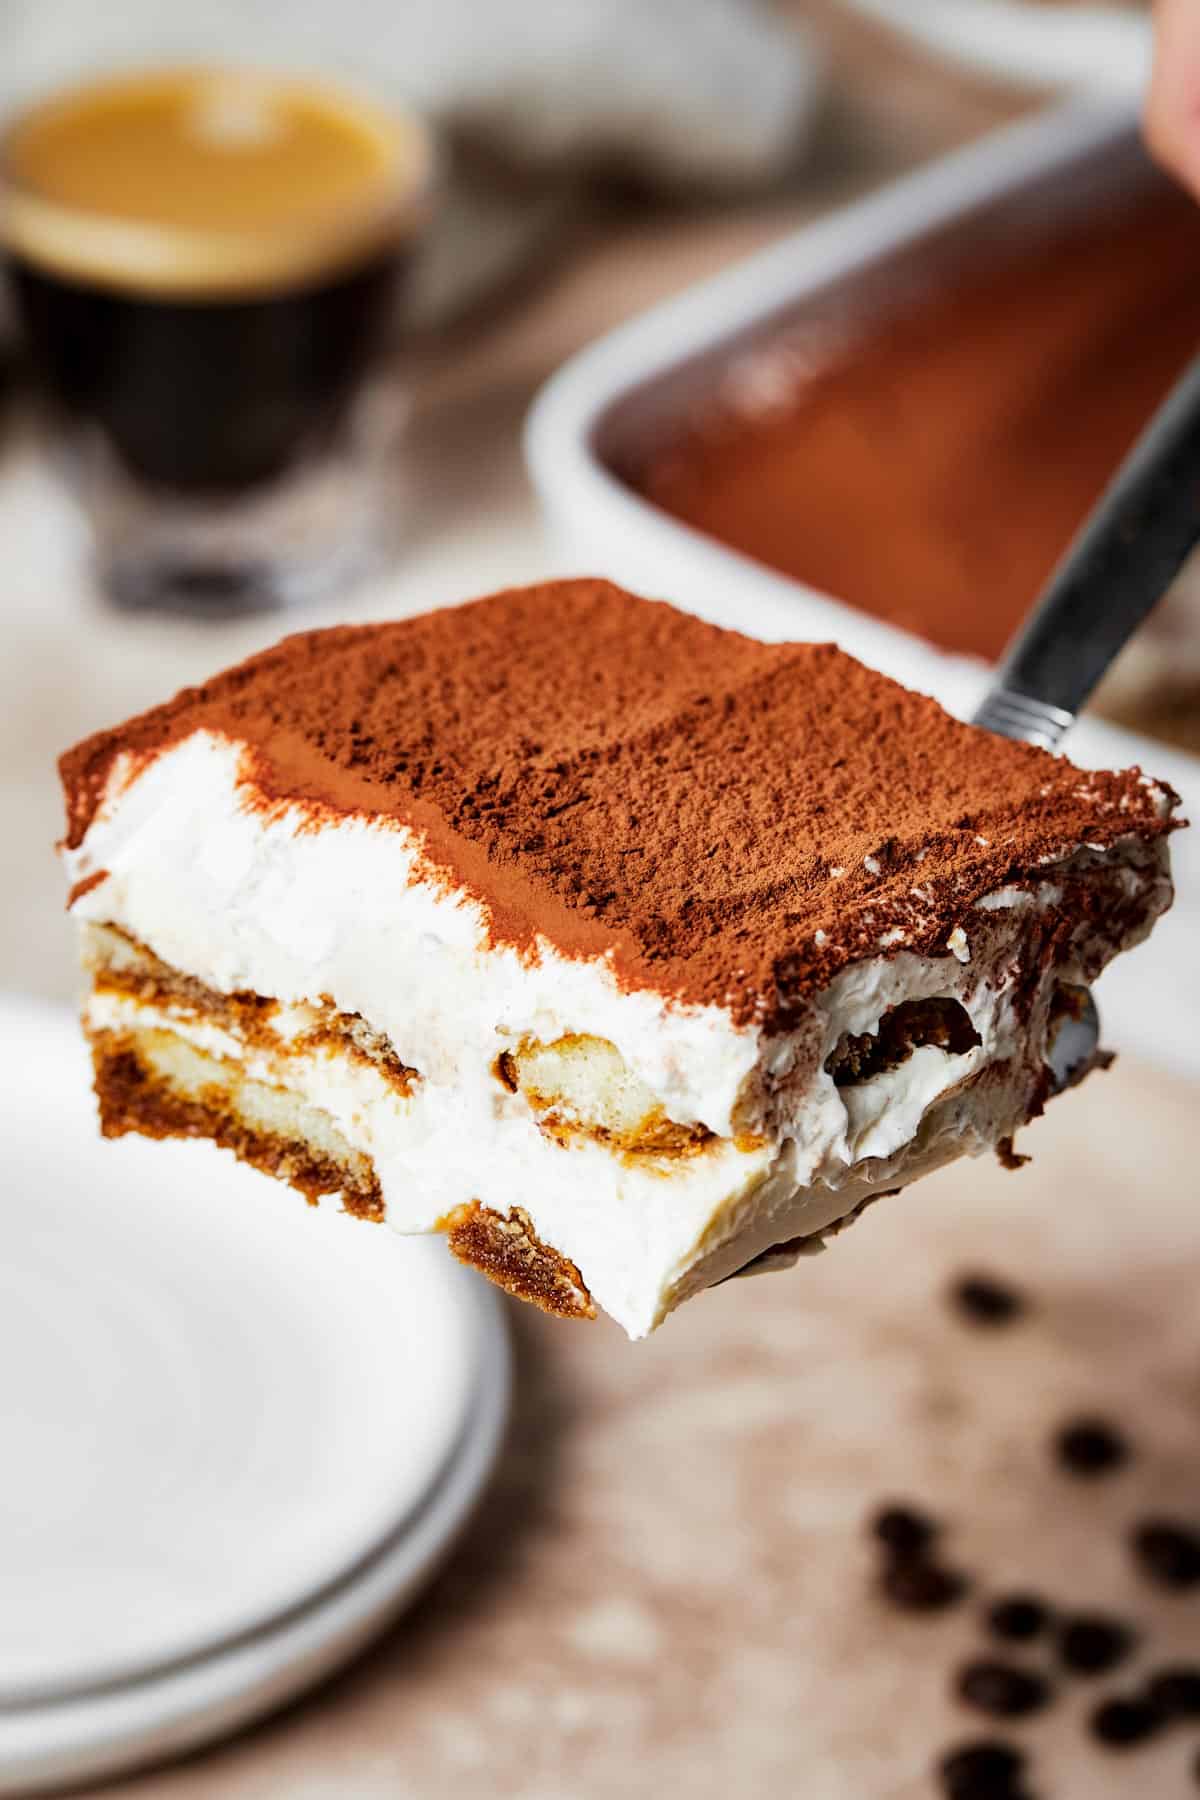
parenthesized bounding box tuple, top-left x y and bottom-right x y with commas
(0, 994, 509, 1794)
(838, 0, 1151, 94)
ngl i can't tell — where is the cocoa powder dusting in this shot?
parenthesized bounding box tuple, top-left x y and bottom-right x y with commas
(66, 869, 109, 909)
(59, 581, 1178, 1028)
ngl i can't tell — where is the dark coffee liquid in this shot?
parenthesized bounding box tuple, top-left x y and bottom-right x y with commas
(11, 252, 403, 491)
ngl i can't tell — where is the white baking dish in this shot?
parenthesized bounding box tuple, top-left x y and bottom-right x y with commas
(525, 97, 1200, 1081)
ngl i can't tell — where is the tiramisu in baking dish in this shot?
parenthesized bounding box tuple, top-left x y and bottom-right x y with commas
(632, 185, 1200, 743)
(59, 580, 1178, 1336)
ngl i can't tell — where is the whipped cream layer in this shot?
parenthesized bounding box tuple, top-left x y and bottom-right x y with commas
(63, 729, 1174, 1337)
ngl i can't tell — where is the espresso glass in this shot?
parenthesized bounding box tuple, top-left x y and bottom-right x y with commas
(0, 68, 433, 612)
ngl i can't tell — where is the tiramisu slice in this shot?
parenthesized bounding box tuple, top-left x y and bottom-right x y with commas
(58, 580, 1178, 1337)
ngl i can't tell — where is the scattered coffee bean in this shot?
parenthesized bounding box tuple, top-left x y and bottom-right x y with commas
(1057, 1613, 1137, 1676)
(881, 1558, 967, 1613)
(986, 1594, 1050, 1643)
(871, 1503, 937, 1558)
(1090, 1696, 1165, 1747)
(1131, 1520, 1200, 1591)
(956, 1659, 1053, 1718)
(943, 1773, 1030, 1800)
(938, 1739, 1026, 1798)
(1053, 1417, 1130, 1478)
(951, 1273, 1026, 1327)
(1145, 1666, 1200, 1720)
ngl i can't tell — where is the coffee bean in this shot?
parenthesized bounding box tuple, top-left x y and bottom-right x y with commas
(1053, 1417, 1130, 1477)
(986, 1594, 1050, 1643)
(951, 1273, 1025, 1326)
(943, 1773, 1030, 1800)
(871, 1503, 937, 1558)
(1193, 1744, 1200, 1789)
(940, 1741, 1024, 1781)
(881, 1558, 967, 1613)
(1131, 1520, 1200, 1591)
(1090, 1696, 1164, 1747)
(938, 1739, 1026, 1798)
(1057, 1613, 1136, 1676)
(956, 1659, 1053, 1718)
(1145, 1666, 1200, 1719)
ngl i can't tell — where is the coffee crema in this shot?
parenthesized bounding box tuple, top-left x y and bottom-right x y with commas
(0, 66, 432, 297)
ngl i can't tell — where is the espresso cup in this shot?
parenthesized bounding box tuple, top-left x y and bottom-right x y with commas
(0, 67, 433, 611)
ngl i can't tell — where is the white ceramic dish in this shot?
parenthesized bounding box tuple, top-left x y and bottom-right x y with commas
(840, 0, 1151, 94)
(0, 995, 510, 1795)
(525, 97, 1200, 1083)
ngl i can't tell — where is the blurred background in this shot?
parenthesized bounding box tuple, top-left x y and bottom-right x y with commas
(5, 3, 1200, 1797)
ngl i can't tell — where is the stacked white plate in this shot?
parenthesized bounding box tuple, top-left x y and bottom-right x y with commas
(0, 996, 509, 1795)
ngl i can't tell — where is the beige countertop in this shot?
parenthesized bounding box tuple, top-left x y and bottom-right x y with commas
(8, 14, 1198, 1799)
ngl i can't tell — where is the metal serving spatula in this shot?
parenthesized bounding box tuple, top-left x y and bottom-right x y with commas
(974, 349, 1200, 1088)
(728, 351, 1200, 1284)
